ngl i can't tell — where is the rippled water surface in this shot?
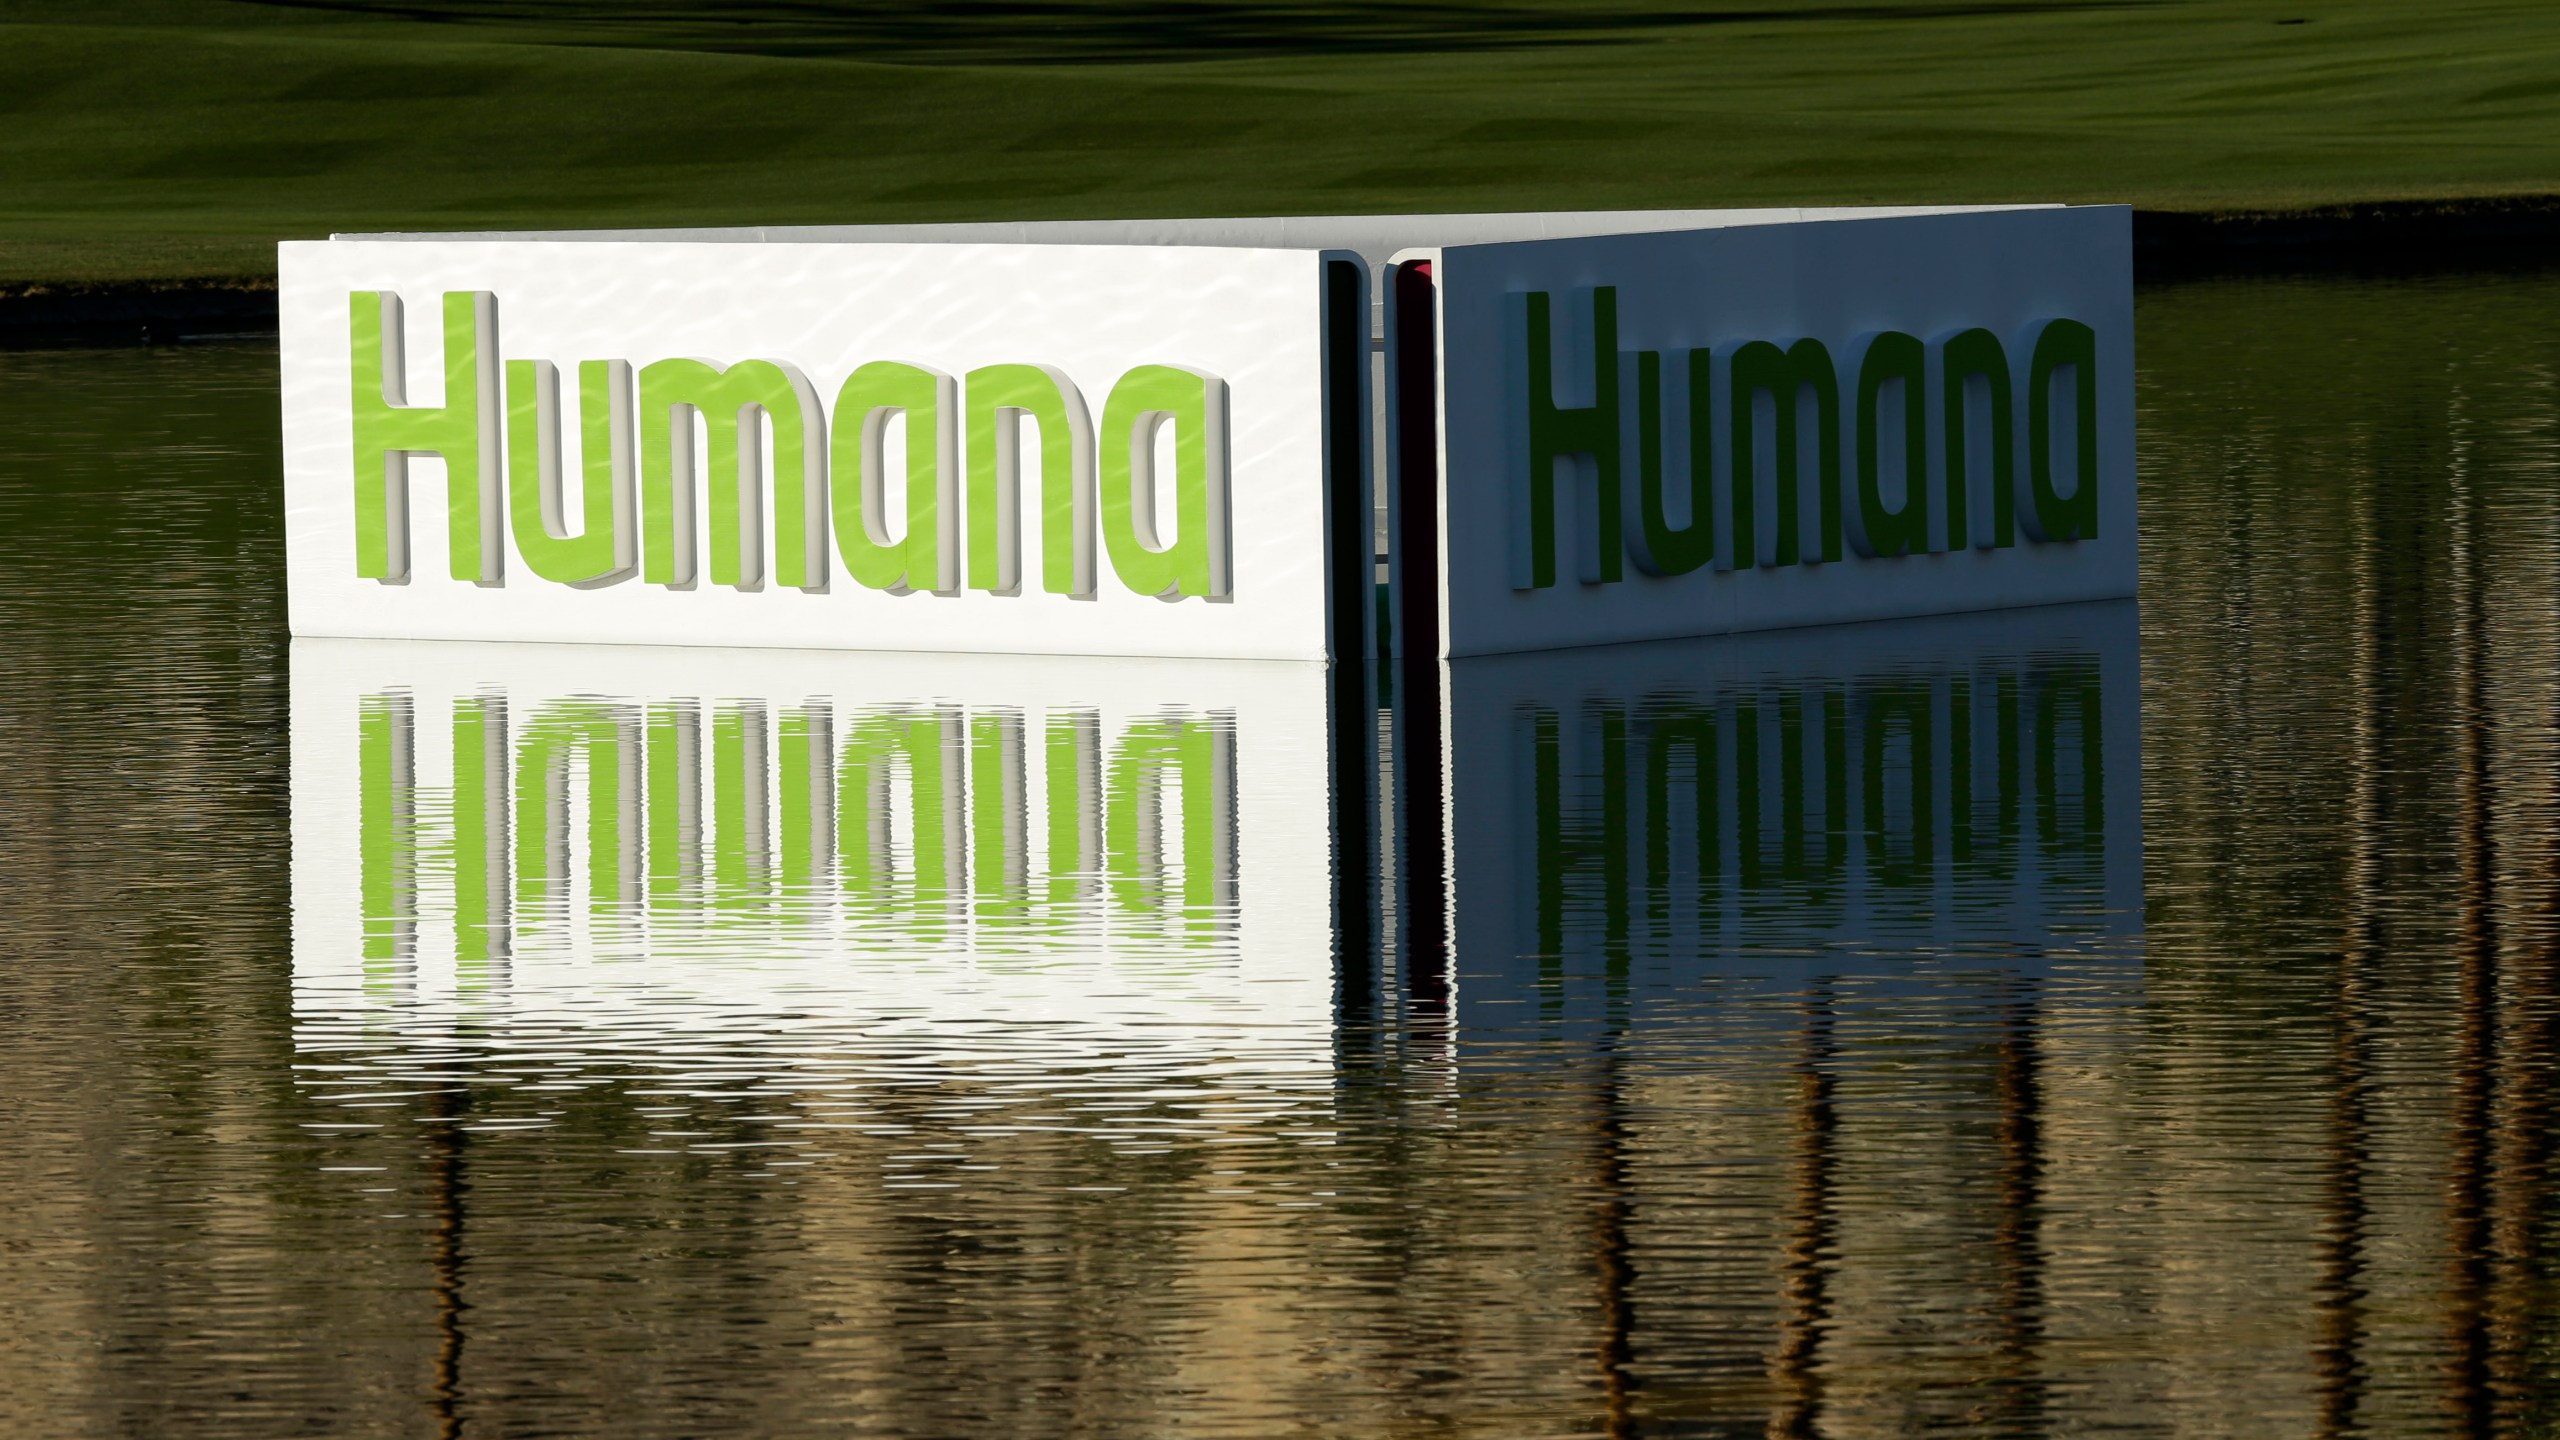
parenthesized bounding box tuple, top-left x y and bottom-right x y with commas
(5, 266, 2560, 1437)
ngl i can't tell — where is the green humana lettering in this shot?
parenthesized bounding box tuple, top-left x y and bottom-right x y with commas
(450, 693, 510, 973)
(1105, 713, 1236, 932)
(357, 693, 417, 975)
(1727, 337, 1841, 569)
(1940, 327, 2015, 549)
(1100, 365, 1230, 600)
(969, 710, 1031, 922)
(349, 290, 502, 585)
(1044, 709, 1103, 907)
(1507, 288, 1622, 589)
(639, 358, 828, 592)
(511, 700, 639, 916)
(776, 705, 835, 893)
(2025, 318, 2100, 541)
(644, 702, 701, 904)
(966, 364, 1096, 598)
(505, 359, 636, 587)
(837, 708, 964, 919)
(710, 701, 773, 912)
(1623, 348, 1715, 577)
(1848, 332, 1930, 559)
(833, 362, 959, 595)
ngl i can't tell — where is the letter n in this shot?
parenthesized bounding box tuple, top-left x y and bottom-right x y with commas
(1939, 327, 2014, 550)
(834, 362, 959, 595)
(966, 364, 1095, 597)
(1848, 331, 1930, 559)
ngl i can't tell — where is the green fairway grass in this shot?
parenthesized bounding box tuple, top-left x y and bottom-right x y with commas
(5, 0, 2559, 284)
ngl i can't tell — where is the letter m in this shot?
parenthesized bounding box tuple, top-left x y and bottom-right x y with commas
(350, 291, 501, 585)
(639, 359, 828, 591)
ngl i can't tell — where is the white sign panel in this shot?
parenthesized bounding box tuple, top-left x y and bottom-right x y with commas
(1399, 206, 2137, 657)
(280, 241, 1366, 661)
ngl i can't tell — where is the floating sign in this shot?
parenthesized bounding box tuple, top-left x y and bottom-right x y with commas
(280, 241, 1374, 661)
(281, 207, 2129, 662)
(1386, 206, 2136, 656)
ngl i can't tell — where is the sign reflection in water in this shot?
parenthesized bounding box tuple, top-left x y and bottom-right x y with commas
(1389, 599, 2141, 1027)
(284, 603, 2144, 1426)
(290, 642, 1350, 1104)
(296, 600, 2139, 1081)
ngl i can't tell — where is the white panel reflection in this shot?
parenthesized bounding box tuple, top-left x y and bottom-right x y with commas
(290, 640, 1344, 1149)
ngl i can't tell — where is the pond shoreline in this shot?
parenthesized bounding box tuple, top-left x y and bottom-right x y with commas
(12, 197, 2560, 346)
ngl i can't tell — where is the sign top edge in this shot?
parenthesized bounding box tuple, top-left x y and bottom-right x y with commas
(319, 204, 2077, 253)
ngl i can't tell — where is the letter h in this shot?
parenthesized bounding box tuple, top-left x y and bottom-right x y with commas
(349, 291, 501, 585)
(1506, 288, 1623, 589)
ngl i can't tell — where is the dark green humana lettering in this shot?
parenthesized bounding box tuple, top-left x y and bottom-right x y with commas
(639, 357, 828, 592)
(1508, 288, 1622, 589)
(1528, 704, 1630, 973)
(966, 364, 1095, 598)
(1948, 672, 2025, 901)
(1941, 327, 2015, 550)
(1860, 683, 1935, 889)
(1642, 704, 1721, 932)
(2026, 319, 2101, 541)
(1728, 337, 1841, 568)
(349, 290, 502, 585)
(506, 359, 635, 587)
(1625, 349, 1715, 576)
(1850, 332, 1929, 559)
(2034, 662, 2106, 877)
(1730, 689, 1846, 919)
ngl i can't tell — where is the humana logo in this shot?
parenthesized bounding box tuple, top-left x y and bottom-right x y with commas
(1507, 287, 2102, 589)
(349, 291, 1233, 600)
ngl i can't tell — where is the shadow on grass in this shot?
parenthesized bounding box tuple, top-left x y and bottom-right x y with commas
(239, 0, 2151, 66)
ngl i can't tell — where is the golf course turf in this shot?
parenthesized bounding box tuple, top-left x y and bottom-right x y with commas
(4, 0, 2559, 286)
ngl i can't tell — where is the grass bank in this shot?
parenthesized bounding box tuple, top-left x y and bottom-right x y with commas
(4, 0, 2559, 286)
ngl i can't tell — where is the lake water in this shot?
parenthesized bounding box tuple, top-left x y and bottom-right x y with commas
(3, 264, 2558, 1437)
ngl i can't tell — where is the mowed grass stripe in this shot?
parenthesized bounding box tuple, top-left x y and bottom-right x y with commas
(4, 0, 2559, 283)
